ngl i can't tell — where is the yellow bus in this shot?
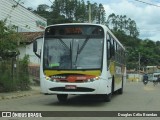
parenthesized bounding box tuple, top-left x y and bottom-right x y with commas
(33, 23, 126, 102)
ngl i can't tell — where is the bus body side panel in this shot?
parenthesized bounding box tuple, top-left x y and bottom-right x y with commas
(106, 29, 126, 92)
(109, 61, 125, 92)
(100, 33, 112, 95)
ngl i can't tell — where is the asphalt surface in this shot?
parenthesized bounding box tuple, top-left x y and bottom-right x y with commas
(0, 82, 160, 120)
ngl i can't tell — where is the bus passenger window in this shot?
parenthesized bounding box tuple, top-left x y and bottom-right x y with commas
(107, 40, 111, 59)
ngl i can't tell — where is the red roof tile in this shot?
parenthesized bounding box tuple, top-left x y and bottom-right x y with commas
(20, 32, 43, 44)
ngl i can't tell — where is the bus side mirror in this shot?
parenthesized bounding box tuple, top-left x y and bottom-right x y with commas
(33, 41, 40, 58)
(33, 41, 37, 53)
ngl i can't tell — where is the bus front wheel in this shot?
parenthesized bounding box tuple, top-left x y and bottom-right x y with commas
(103, 93, 112, 102)
(103, 79, 114, 102)
(57, 94, 68, 102)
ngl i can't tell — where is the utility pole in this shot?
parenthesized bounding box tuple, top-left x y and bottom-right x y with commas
(89, 4, 91, 23)
(138, 52, 141, 72)
(138, 52, 141, 81)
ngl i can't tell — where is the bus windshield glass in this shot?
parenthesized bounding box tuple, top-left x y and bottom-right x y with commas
(43, 25, 104, 70)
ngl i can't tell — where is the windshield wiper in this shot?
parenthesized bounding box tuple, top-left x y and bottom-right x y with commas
(78, 36, 90, 54)
(70, 41, 73, 68)
(74, 43, 79, 67)
(58, 38, 70, 51)
(74, 36, 90, 66)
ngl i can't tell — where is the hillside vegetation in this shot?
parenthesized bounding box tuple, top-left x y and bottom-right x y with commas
(28, 0, 160, 69)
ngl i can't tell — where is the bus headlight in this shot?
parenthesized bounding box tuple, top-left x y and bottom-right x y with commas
(45, 76, 59, 82)
(87, 77, 100, 82)
(45, 76, 51, 81)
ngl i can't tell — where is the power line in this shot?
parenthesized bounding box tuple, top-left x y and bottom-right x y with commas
(134, 0, 160, 8)
(48, 0, 53, 4)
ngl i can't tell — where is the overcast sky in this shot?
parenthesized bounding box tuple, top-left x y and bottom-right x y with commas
(21, 0, 160, 42)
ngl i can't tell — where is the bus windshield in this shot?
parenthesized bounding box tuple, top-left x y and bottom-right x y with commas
(43, 25, 104, 70)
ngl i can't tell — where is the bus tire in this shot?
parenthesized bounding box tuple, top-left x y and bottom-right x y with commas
(112, 76, 115, 93)
(57, 94, 68, 102)
(117, 85, 123, 94)
(103, 93, 112, 102)
(118, 79, 123, 94)
(103, 80, 113, 102)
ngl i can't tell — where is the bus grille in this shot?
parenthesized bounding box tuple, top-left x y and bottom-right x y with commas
(49, 87, 95, 92)
(58, 80, 86, 83)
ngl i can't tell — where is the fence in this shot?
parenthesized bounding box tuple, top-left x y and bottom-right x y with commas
(0, 56, 30, 92)
(28, 64, 40, 85)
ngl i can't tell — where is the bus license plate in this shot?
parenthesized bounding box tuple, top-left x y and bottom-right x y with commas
(65, 85, 77, 89)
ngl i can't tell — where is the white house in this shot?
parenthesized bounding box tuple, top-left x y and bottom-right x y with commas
(0, 0, 47, 65)
(19, 32, 43, 65)
(0, 0, 47, 32)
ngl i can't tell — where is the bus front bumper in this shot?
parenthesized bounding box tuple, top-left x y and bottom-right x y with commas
(41, 79, 111, 95)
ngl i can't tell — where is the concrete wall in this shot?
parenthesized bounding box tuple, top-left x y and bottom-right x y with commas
(127, 73, 143, 82)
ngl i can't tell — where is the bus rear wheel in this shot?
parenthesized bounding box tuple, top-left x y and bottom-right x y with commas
(117, 82, 123, 94)
(57, 94, 68, 102)
(117, 87, 123, 94)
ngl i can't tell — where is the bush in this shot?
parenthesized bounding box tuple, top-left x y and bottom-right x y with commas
(0, 55, 30, 92)
(0, 60, 16, 92)
(17, 55, 30, 91)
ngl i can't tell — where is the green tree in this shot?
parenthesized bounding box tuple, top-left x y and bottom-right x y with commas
(106, 13, 119, 31)
(106, 13, 139, 38)
(0, 21, 20, 59)
(50, 0, 67, 24)
(64, 0, 76, 20)
(0, 21, 30, 92)
(74, 0, 88, 22)
(34, 4, 52, 25)
(127, 19, 139, 38)
(74, 0, 87, 22)
(33, 2, 160, 69)
(34, 0, 106, 24)
(37, 4, 49, 11)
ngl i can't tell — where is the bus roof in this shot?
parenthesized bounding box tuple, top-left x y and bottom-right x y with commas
(46, 23, 125, 50)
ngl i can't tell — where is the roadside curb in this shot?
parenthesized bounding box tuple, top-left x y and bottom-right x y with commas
(0, 86, 40, 101)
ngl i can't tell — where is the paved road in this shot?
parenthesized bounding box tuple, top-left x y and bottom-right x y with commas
(0, 82, 160, 120)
